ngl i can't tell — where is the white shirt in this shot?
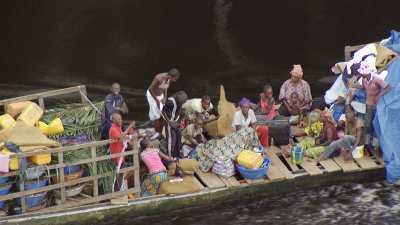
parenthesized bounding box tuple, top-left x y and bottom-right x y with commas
(232, 109, 256, 129)
(182, 98, 213, 114)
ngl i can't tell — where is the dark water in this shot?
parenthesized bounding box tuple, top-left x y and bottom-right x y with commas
(126, 182, 400, 225)
(1, 1, 400, 223)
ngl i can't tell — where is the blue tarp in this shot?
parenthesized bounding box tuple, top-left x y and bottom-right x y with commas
(383, 30, 400, 55)
(373, 58, 400, 183)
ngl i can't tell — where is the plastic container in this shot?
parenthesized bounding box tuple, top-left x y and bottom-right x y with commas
(236, 157, 270, 180)
(24, 179, 48, 191)
(1, 149, 19, 170)
(64, 165, 81, 174)
(17, 102, 43, 126)
(24, 166, 46, 180)
(37, 121, 49, 134)
(237, 150, 264, 169)
(0, 114, 16, 130)
(0, 176, 8, 185)
(291, 146, 304, 165)
(29, 154, 51, 165)
(47, 118, 64, 135)
(25, 192, 47, 208)
(0, 184, 12, 209)
(5, 101, 32, 118)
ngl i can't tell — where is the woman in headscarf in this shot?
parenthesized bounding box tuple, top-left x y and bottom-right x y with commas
(278, 64, 312, 119)
(232, 98, 269, 147)
(319, 109, 338, 146)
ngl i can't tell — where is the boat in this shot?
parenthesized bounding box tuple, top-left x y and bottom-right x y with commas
(0, 43, 389, 224)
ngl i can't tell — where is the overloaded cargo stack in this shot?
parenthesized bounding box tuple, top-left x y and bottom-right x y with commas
(0, 87, 115, 215)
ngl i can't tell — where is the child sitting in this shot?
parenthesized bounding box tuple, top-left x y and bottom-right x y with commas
(258, 84, 278, 120)
(140, 138, 170, 196)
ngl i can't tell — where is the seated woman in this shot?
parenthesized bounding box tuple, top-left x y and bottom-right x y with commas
(232, 98, 269, 148)
(140, 138, 170, 196)
(278, 64, 312, 123)
(316, 106, 364, 163)
(181, 117, 207, 158)
(256, 84, 278, 120)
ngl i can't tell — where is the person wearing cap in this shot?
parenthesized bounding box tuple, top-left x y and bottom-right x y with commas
(278, 64, 312, 121)
(232, 97, 269, 147)
(349, 63, 391, 152)
(146, 68, 180, 121)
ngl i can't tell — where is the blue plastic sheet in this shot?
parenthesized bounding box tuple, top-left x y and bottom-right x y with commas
(373, 58, 400, 183)
(383, 30, 400, 54)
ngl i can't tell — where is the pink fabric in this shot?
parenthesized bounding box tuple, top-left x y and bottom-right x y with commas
(260, 96, 277, 120)
(362, 75, 388, 106)
(141, 148, 166, 175)
(279, 79, 312, 111)
(0, 154, 9, 173)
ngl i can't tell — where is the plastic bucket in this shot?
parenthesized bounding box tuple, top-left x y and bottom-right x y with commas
(24, 179, 48, 191)
(0, 176, 8, 185)
(236, 156, 270, 180)
(64, 165, 81, 174)
(0, 184, 12, 209)
(26, 192, 47, 208)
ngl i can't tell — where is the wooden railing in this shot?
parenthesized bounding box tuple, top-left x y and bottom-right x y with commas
(0, 85, 140, 214)
(0, 139, 140, 214)
(0, 85, 88, 111)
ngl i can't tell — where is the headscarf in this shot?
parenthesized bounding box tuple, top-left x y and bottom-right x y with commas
(290, 64, 303, 78)
(239, 97, 251, 107)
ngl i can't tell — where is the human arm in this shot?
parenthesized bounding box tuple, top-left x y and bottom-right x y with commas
(148, 75, 162, 107)
(159, 150, 176, 161)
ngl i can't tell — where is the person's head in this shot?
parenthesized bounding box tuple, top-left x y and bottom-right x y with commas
(357, 63, 372, 79)
(239, 97, 251, 116)
(140, 138, 151, 151)
(263, 84, 273, 98)
(111, 112, 122, 126)
(111, 83, 121, 95)
(290, 64, 303, 83)
(201, 95, 211, 110)
(174, 90, 188, 106)
(168, 68, 180, 82)
(345, 105, 356, 122)
(320, 110, 334, 124)
(194, 116, 204, 129)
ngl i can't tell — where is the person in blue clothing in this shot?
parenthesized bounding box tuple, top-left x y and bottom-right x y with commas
(101, 83, 129, 139)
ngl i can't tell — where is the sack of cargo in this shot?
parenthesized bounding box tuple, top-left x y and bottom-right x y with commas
(159, 176, 202, 195)
(0, 114, 16, 130)
(17, 103, 43, 127)
(7, 121, 60, 148)
(5, 101, 32, 118)
(29, 154, 51, 165)
(204, 86, 236, 137)
(178, 158, 199, 175)
(1, 148, 19, 170)
(237, 150, 263, 169)
(212, 156, 235, 178)
(352, 145, 364, 159)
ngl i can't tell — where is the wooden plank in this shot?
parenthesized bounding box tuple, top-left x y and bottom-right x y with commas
(245, 178, 268, 185)
(290, 126, 306, 137)
(0, 165, 139, 201)
(219, 176, 240, 187)
(0, 86, 85, 106)
(266, 164, 286, 181)
(279, 145, 300, 172)
(19, 180, 26, 213)
(319, 159, 342, 173)
(354, 156, 380, 170)
(195, 170, 226, 189)
(133, 139, 140, 194)
(38, 97, 45, 110)
(333, 157, 361, 172)
(58, 151, 66, 204)
(192, 176, 205, 190)
(91, 147, 99, 198)
(266, 147, 294, 179)
(301, 160, 323, 176)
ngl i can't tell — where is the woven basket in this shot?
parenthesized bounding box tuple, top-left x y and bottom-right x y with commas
(52, 169, 84, 184)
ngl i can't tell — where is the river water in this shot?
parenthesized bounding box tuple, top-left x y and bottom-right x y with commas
(124, 181, 400, 225)
(2, 1, 400, 224)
